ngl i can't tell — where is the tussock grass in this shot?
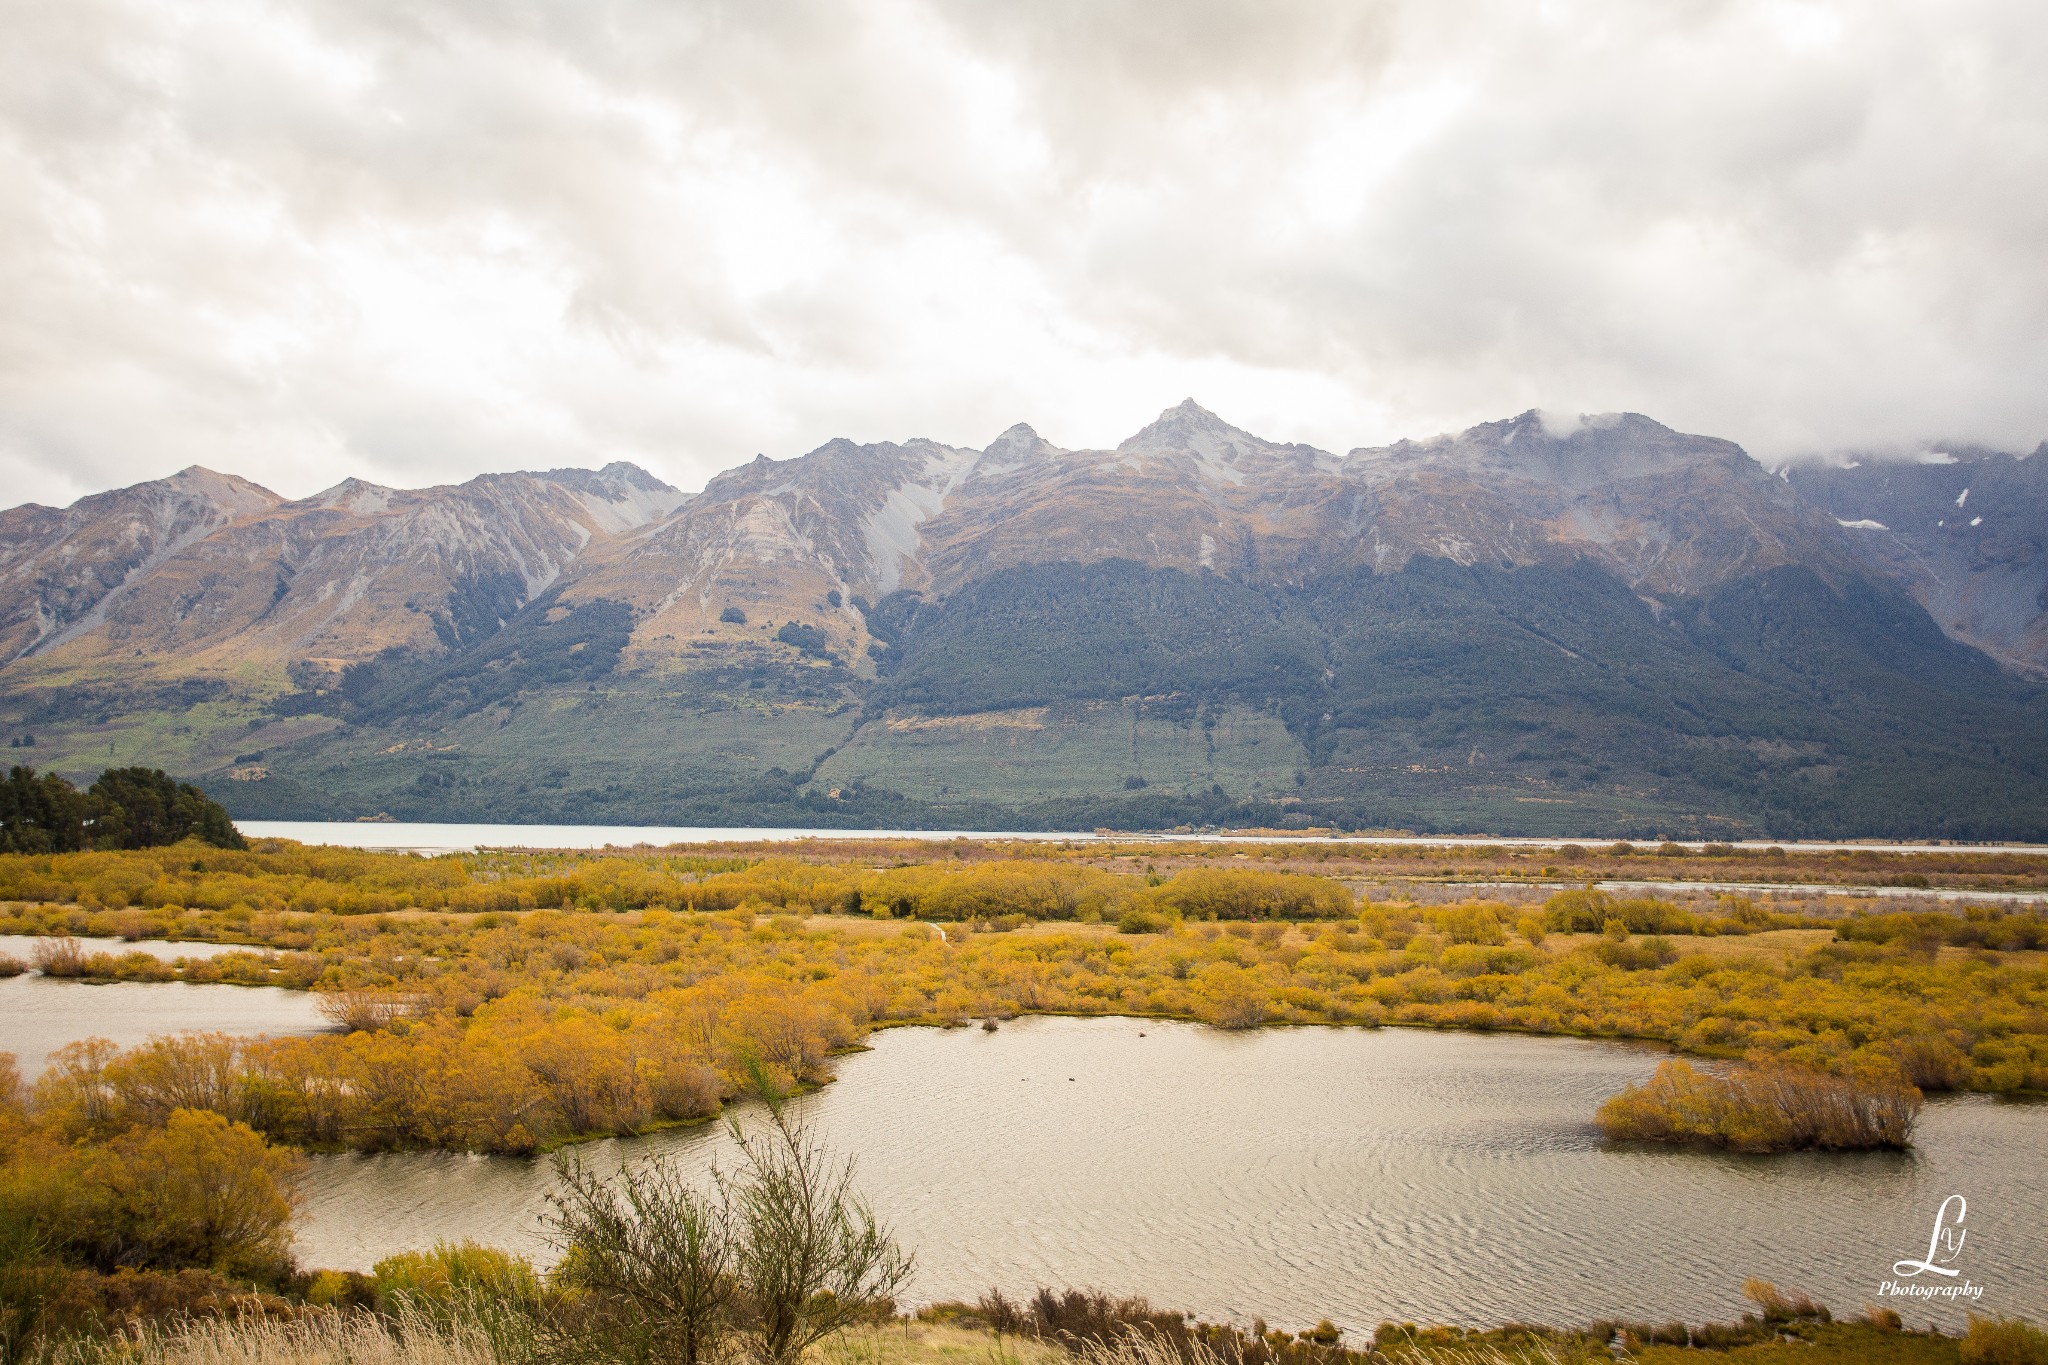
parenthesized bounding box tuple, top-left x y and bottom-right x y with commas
(58, 1307, 505, 1365)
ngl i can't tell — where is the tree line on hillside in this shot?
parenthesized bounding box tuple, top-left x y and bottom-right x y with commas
(0, 767, 244, 855)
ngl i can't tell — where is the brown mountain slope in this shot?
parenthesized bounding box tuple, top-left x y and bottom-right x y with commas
(0, 467, 281, 668)
(917, 404, 1354, 589)
(561, 438, 980, 667)
(0, 404, 2012, 697)
(2, 463, 681, 686)
(563, 403, 1868, 675)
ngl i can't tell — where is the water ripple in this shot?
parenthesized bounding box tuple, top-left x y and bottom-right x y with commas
(295, 1018, 2047, 1332)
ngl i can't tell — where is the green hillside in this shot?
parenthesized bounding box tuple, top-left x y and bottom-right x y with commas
(75, 554, 2026, 838)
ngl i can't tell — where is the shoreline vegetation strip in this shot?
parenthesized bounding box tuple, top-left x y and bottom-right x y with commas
(0, 839, 2041, 1157)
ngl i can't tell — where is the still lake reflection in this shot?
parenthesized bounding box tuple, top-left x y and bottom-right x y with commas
(297, 1017, 2045, 1332)
(0, 935, 329, 1076)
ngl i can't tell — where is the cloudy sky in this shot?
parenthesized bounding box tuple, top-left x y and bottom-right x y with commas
(3, 0, 2045, 507)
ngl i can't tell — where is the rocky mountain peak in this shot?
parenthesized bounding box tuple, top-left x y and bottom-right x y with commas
(981, 422, 1060, 467)
(296, 477, 397, 516)
(533, 461, 675, 495)
(1112, 399, 1342, 487)
(528, 462, 684, 531)
(1117, 398, 1247, 453)
(598, 460, 673, 489)
(1358, 411, 1748, 490)
(160, 466, 281, 514)
(0, 466, 286, 665)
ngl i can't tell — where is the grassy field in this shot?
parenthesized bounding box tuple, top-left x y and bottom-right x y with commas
(813, 702, 1307, 803)
(212, 678, 860, 822)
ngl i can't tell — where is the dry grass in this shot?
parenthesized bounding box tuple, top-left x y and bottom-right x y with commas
(823, 1323, 1071, 1365)
(59, 1309, 501, 1365)
(61, 1318, 1074, 1365)
(40, 1310, 1954, 1365)
(1067, 1331, 1602, 1365)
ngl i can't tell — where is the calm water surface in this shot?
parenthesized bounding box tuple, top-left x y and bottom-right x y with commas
(296, 1017, 2046, 1332)
(0, 935, 329, 1075)
(236, 821, 2046, 857)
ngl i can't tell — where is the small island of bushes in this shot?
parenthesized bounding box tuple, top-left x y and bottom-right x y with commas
(1596, 1059, 1922, 1152)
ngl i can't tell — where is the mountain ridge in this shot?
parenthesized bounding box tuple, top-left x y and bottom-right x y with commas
(4, 404, 2045, 838)
(1788, 443, 2048, 677)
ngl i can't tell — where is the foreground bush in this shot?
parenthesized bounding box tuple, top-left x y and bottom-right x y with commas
(1596, 1060, 1920, 1152)
(545, 1082, 909, 1365)
(965, 1287, 1370, 1365)
(1, 1265, 296, 1360)
(373, 1242, 541, 1319)
(1962, 1316, 2048, 1365)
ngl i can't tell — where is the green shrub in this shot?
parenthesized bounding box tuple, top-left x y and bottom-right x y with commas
(1546, 889, 1697, 935)
(302, 1268, 376, 1309)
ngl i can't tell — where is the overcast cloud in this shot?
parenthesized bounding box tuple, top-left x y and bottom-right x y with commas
(2, 0, 2045, 506)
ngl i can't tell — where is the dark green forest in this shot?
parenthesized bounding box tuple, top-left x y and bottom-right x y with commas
(0, 765, 245, 853)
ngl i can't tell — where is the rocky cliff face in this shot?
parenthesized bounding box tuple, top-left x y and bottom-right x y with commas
(0, 467, 280, 667)
(917, 403, 1353, 590)
(0, 403, 2019, 686)
(566, 401, 1858, 671)
(0, 463, 682, 681)
(562, 438, 980, 664)
(1787, 446, 2048, 676)
(1341, 411, 1861, 596)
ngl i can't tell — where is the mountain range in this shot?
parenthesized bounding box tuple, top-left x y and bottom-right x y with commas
(3, 402, 2045, 838)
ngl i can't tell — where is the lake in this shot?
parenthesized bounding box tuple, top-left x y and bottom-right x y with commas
(235, 820, 2048, 857)
(294, 1017, 2045, 1333)
(0, 935, 330, 1075)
